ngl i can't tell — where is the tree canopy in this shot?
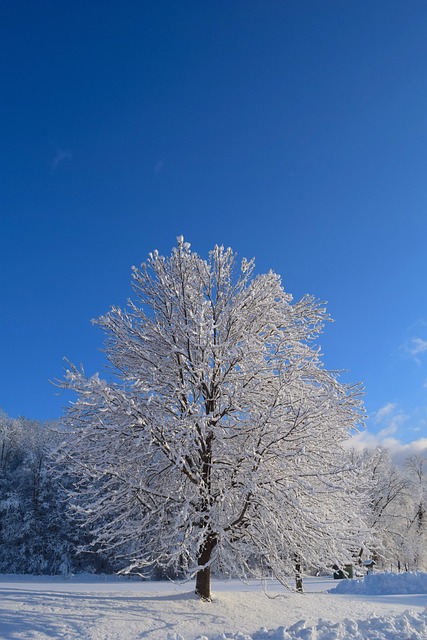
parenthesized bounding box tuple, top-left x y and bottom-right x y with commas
(61, 238, 366, 599)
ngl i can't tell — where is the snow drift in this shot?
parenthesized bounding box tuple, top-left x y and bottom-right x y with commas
(330, 570, 427, 595)
(168, 609, 427, 640)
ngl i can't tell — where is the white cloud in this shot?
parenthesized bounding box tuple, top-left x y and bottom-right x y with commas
(403, 337, 427, 364)
(409, 337, 427, 355)
(374, 402, 397, 423)
(345, 430, 427, 463)
(380, 413, 407, 435)
(377, 423, 398, 437)
(371, 402, 407, 438)
(345, 430, 382, 451)
(345, 400, 427, 463)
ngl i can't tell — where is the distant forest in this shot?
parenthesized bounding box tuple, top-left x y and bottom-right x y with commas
(0, 412, 112, 575)
(1, 410, 427, 576)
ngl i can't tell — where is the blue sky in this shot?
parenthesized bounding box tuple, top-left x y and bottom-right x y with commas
(1, 1, 427, 454)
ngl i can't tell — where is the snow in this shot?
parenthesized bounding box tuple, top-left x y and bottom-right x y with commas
(1, 574, 427, 639)
(330, 570, 427, 595)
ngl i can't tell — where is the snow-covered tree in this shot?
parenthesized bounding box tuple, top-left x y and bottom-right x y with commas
(60, 238, 366, 599)
(0, 412, 80, 574)
(354, 448, 410, 568)
(402, 454, 427, 570)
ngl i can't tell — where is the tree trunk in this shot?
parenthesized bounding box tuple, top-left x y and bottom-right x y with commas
(195, 534, 217, 601)
(294, 554, 303, 593)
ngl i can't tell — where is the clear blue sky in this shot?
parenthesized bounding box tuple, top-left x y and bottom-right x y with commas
(1, 1, 427, 453)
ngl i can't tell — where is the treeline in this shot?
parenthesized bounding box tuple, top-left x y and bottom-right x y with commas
(357, 447, 427, 572)
(0, 411, 112, 575)
(1, 409, 427, 575)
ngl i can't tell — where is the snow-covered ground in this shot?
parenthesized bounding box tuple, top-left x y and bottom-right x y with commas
(0, 573, 426, 639)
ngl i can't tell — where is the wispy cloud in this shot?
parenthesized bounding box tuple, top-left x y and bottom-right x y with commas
(377, 423, 398, 437)
(379, 413, 406, 437)
(401, 331, 427, 364)
(408, 337, 427, 357)
(51, 148, 72, 171)
(372, 402, 406, 437)
(374, 402, 397, 423)
(154, 159, 164, 174)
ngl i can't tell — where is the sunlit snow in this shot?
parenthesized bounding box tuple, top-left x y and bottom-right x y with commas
(1, 573, 427, 639)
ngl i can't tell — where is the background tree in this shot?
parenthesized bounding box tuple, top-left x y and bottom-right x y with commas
(61, 238, 366, 600)
(354, 448, 410, 569)
(0, 412, 81, 574)
(403, 454, 427, 570)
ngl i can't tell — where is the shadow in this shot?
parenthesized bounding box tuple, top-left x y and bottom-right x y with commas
(0, 593, 90, 639)
(138, 591, 198, 602)
(333, 592, 427, 608)
(0, 588, 197, 604)
(0, 587, 227, 639)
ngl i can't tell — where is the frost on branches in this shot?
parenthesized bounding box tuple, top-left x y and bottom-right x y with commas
(61, 238, 366, 600)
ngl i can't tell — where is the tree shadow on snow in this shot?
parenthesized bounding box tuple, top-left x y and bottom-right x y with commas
(0, 589, 93, 639)
(0, 587, 223, 639)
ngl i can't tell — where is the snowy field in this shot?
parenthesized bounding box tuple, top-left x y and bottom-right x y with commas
(0, 573, 427, 639)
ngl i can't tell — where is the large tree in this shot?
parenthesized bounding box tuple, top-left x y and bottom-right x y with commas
(61, 238, 366, 599)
